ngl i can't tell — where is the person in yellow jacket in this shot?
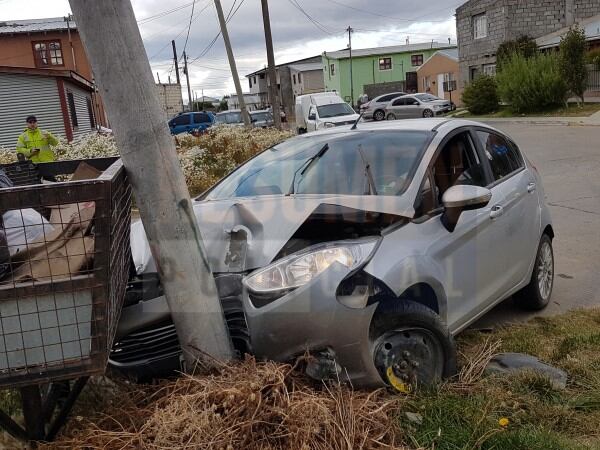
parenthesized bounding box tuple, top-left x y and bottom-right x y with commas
(15, 115, 59, 163)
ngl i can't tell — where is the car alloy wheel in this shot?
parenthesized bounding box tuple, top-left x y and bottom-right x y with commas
(423, 109, 433, 118)
(386, 113, 396, 120)
(374, 110, 385, 121)
(537, 240, 554, 301)
(374, 327, 445, 392)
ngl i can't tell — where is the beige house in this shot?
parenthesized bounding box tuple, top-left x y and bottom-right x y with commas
(417, 49, 463, 107)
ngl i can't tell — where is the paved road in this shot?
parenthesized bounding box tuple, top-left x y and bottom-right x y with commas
(473, 122, 600, 329)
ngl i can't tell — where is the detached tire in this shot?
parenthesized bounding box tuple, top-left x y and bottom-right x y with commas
(513, 234, 554, 311)
(371, 300, 456, 392)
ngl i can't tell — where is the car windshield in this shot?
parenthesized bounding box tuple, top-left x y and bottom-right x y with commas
(204, 130, 431, 200)
(251, 112, 271, 122)
(415, 94, 439, 102)
(215, 112, 242, 124)
(316, 103, 355, 118)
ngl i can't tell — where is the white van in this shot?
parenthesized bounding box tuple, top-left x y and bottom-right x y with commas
(295, 92, 359, 134)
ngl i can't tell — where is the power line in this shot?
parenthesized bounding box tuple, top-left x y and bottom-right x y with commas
(181, 0, 197, 57)
(137, 1, 195, 25)
(285, 0, 342, 36)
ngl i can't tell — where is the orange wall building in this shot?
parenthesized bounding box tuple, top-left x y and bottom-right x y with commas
(0, 17, 108, 128)
(416, 49, 463, 107)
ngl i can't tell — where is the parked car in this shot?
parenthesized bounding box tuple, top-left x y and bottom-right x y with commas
(385, 94, 452, 120)
(250, 110, 275, 128)
(295, 92, 359, 134)
(168, 111, 214, 135)
(215, 110, 245, 126)
(112, 119, 554, 392)
(360, 92, 406, 121)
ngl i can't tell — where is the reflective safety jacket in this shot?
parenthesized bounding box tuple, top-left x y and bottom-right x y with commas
(16, 128, 58, 163)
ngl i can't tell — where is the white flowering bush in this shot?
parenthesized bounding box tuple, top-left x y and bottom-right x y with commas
(1, 127, 292, 195)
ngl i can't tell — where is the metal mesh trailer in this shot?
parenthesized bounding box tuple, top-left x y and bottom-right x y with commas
(0, 157, 131, 441)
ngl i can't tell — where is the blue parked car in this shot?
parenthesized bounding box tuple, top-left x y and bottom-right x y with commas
(168, 111, 215, 135)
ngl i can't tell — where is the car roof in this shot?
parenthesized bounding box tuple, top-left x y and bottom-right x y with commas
(375, 92, 404, 99)
(298, 118, 497, 136)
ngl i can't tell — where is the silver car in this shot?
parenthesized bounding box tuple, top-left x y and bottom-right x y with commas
(250, 110, 275, 128)
(360, 92, 406, 121)
(114, 119, 554, 391)
(386, 93, 452, 120)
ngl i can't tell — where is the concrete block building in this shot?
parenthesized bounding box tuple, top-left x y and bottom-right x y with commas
(456, 0, 600, 85)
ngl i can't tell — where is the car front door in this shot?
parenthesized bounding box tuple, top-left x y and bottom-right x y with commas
(473, 128, 541, 292)
(412, 129, 508, 331)
(403, 97, 421, 118)
(388, 98, 404, 119)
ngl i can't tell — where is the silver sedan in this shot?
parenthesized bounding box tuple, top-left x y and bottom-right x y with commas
(386, 93, 452, 119)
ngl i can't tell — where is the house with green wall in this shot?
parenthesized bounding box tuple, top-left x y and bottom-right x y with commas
(322, 42, 456, 106)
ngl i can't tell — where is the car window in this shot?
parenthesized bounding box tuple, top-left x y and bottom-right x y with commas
(392, 98, 405, 106)
(380, 94, 397, 102)
(205, 131, 432, 199)
(193, 113, 212, 123)
(430, 131, 487, 204)
(476, 131, 524, 181)
(405, 98, 418, 105)
(316, 103, 355, 118)
(171, 115, 189, 126)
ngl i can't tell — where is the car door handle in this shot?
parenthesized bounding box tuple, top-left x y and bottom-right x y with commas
(490, 205, 504, 219)
(527, 182, 536, 193)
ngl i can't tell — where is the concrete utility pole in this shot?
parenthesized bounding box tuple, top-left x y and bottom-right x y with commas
(172, 40, 181, 85)
(260, 0, 282, 129)
(214, 0, 251, 127)
(68, 0, 234, 367)
(183, 50, 193, 111)
(347, 26, 354, 109)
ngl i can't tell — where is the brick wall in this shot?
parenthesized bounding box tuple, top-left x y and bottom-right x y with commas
(456, 0, 600, 88)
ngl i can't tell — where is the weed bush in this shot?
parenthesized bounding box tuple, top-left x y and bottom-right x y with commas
(462, 75, 499, 115)
(496, 53, 568, 113)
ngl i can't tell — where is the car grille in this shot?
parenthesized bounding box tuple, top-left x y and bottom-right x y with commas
(110, 273, 251, 366)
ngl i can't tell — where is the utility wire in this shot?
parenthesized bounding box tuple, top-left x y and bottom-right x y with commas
(181, 0, 197, 57)
(286, 0, 341, 36)
(137, 1, 196, 25)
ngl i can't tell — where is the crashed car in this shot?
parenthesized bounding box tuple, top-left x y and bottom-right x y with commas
(111, 118, 554, 392)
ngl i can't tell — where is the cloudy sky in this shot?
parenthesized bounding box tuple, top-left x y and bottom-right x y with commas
(0, 0, 459, 102)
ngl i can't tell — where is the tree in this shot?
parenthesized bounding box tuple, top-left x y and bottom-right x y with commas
(559, 25, 588, 104)
(219, 98, 229, 111)
(496, 35, 538, 71)
(462, 74, 499, 115)
(496, 53, 567, 113)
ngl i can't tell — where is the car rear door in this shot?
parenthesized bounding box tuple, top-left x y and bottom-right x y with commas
(473, 128, 541, 291)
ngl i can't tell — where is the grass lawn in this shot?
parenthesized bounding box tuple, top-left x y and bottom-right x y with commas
(2, 309, 600, 449)
(455, 103, 600, 118)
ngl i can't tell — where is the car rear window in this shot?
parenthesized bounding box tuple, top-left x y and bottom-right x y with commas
(205, 130, 432, 199)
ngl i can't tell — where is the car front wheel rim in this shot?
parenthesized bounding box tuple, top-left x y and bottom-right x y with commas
(424, 110, 433, 117)
(537, 242, 554, 300)
(374, 327, 444, 391)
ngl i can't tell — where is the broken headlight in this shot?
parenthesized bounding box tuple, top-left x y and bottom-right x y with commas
(244, 239, 379, 294)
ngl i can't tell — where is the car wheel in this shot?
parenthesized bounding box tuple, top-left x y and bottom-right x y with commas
(386, 113, 396, 120)
(513, 234, 554, 310)
(371, 300, 457, 393)
(423, 109, 434, 118)
(374, 110, 385, 121)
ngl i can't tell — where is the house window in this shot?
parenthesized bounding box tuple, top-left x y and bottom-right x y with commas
(249, 78, 253, 88)
(66, 91, 78, 128)
(330, 64, 335, 76)
(297, 72, 301, 83)
(483, 63, 496, 76)
(32, 40, 63, 67)
(293, 74, 297, 84)
(86, 97, 95, 128)
(411, 54, 424, 66)
(379, 57, 392, 70)
(260, 73, 265, 79)
(470, 66, 480, 81)
(473, 13, 487, 39)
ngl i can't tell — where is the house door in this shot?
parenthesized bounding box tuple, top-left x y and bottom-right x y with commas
(405, 71, 417, 93)
(437, 74, 445, 98)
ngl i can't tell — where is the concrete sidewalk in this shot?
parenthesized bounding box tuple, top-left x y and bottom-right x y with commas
(475, 110, 600, 126)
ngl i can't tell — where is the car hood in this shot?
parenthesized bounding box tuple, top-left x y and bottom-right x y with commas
(131, 194, 414, 274)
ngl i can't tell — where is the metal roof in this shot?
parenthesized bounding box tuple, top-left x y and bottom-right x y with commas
(288, 62, 323, 72)
(537, 14, 600, 49)
(245, 55, 322, 77)
(0, 66, 93, 90)
(0, 17, 75, 35)
(324, 42, 455, 60)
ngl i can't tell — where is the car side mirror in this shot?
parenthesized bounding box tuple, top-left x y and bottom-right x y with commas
(308, 113, 316, 121)
(441, 185, 492, 232)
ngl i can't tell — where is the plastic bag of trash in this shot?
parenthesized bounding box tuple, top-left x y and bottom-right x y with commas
(2, 209, 55, 257)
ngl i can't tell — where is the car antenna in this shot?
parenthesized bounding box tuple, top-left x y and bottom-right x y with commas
(351, 111, 364, 130)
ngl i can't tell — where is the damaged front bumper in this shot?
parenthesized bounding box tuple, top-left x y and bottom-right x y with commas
(244, 262, 385, 388)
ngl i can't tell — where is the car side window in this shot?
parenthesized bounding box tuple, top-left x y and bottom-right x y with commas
(476, 131, 524, 181)
(381, 94, 396, 102)
(406, 98, 418, 105)
(430, 131, 487, 204)
(171, 115, 189, 126)
(193, 113, 211, 123)
(392, 98, 404, 106)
